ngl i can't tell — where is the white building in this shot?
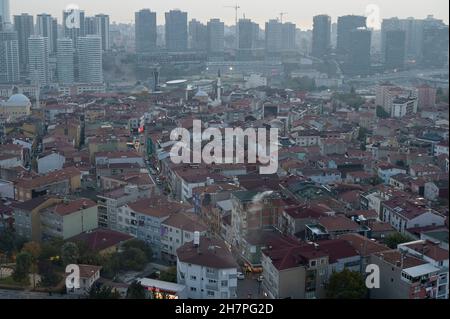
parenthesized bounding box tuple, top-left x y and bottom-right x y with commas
(58, 83, 106, 96)
(434, 142, 449, 157)
(37, 152, 66, 174)
(78, 35, 103, 84)
(0, 179, 14, 198)
(161, 212, 208, 264)
(377, 164, 407, 184)
(28, 35, 49, 85)
(36, 14, 57, 54)
(67, 264, 102, 296)
(57, 38, 74, 84)
(94, 151, 144, 167)
(391, 97, 418, 118)
(176, 236, 238, 299)
(0, 0, 10, 24)
(97, 185, 151, 230)
(94, 14, 110, 51)
(265, 19, 283, 53)
(207, 19, 224, 54)
(137, 278, 187, 299)
(381, 198, 446, 234)
(244, 74, 267, 89)
(0, 29, 20, 84)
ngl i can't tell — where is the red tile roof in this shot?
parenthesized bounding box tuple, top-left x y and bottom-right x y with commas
(68, 229, 133, 252)
(52, 199, 97, 216)
(176, 237, 238, 269)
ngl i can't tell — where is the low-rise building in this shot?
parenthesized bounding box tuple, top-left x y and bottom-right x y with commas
(68, 228, 134, 256)
(161, 212, 208, 264)
(14, 167, 81, 202)
(381, 198, 446, 234)
(67, 264, 102, 296)
(370, 250, 446, 299)
(12, 197, 62, 241)
(305, 215, 367, 241)
(40, 198, 98, 240)
(97, 184, 152, 230)
(261, 241, 329, 299)
(37, 152, 66, 174)
(176, 237, 238, 299)
(424, 180, 449, 201)
(118, 197, 189, 259)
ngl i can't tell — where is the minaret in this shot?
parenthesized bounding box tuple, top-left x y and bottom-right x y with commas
(216, 69, 222, 103)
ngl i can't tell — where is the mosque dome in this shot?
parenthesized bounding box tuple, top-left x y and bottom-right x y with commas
(6, 94, 31, 106)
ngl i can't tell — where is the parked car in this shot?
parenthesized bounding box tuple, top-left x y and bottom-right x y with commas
(237, 272, 245, 280)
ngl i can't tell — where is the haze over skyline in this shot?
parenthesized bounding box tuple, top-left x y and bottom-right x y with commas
(10, 0, 449, 29)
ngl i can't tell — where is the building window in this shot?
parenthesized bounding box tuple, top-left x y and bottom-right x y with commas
(207, 291, 214, 297)
(190, 275, 197, 280)
(190, 287, 197, 292)
(221, 280, 228, 287)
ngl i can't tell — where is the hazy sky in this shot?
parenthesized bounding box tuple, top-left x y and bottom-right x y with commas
(10, 0, 449, 29)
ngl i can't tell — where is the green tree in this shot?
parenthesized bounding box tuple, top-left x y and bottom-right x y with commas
(376, 105, 390, 118)
(326, 269, 368, 299)
(122, 240, 153, 261)
(88, 284, 121, 299)
(12, 251, 32, 283)
(333, 92, 365, 110)
(22, 241, 42, 288)
(61, 242, 79, 266)
(286, 76, 316, 91)
(101, 253, 122, 280)
(22, 242, 41, 261)
(159, 267, 177, 283)
(385, 232, 413, 249)
(39, 239, 64, 266)
(119, 247, 147, 271)
(126, 281, 147, 299)
(358, 127, 369, 142)
(0, 230, 27, 257)
(73, 240, 103, 266)
(38, 260, 62, 287)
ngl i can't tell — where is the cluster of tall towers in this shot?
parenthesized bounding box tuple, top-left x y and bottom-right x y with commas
(0, 0, 107, 86)
(134, 8, 297, 57)
(311, 13, 449, 75)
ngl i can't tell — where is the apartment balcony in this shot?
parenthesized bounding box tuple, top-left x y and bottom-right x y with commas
(205, 284, 219, 291)
(305, 291, 317, 299)
(206, 270, 219, 280)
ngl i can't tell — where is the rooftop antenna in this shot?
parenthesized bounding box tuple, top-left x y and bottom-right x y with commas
(279, 12, 288, 23)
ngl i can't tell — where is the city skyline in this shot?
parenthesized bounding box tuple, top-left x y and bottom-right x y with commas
(9, 0, 450, 29)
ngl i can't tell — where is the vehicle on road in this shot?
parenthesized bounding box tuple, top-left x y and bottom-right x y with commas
(237, 272, 245, 280)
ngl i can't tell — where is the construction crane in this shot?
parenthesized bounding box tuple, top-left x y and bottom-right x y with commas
(279, 12, 288, 23)
(224, 4, 241, 49)
(224, 4, 241, 27)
